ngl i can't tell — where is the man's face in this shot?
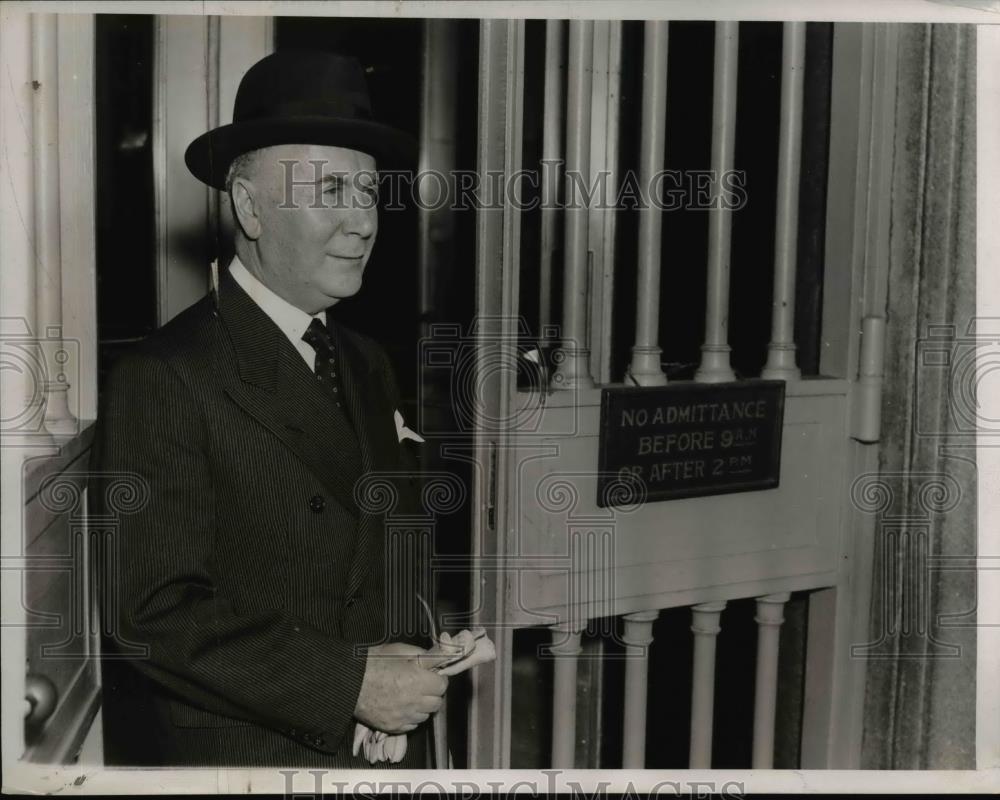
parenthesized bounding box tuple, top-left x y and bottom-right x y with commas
(242, 143, 379, 313)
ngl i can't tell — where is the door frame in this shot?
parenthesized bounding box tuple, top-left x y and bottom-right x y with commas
(152, 14, 273, 325)
(801, 22, 898, 769)
(466, 18, 526, 769)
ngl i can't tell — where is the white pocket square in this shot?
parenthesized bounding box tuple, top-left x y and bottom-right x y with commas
(394, 409, 424, 444)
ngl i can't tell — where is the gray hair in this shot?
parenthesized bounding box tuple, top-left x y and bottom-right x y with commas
(224, 149, 262, 196)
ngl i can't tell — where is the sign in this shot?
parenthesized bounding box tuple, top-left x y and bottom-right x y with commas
(596, 380, 785, 507)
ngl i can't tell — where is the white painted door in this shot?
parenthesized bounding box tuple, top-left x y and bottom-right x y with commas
(465, 21, 898, 770)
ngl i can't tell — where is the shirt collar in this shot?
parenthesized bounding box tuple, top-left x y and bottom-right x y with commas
(228, 255, 325, 346)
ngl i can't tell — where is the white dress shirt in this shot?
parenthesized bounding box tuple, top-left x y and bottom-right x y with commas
(228, 256, 326, 373)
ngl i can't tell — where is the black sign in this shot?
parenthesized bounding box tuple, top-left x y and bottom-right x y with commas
(597, 380, 785, 507)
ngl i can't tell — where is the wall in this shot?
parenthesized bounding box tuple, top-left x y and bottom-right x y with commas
(862, 23, 977, 769)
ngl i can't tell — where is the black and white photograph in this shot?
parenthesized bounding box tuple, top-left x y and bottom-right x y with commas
(1, 0, 997, 795)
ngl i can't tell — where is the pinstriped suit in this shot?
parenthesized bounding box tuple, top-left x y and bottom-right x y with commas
(93, 266, 430, 767)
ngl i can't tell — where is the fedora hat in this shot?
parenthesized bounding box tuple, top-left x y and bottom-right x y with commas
(185, 50, 417, 190)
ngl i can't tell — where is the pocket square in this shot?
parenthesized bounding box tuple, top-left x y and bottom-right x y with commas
(394, 409, 424, 444)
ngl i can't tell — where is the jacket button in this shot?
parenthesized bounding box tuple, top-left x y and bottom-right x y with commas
(309, 495, 325, 513)
(345, 595, 357, 608)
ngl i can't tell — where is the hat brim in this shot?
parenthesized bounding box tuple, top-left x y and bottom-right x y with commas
(185, 116, 418, 190)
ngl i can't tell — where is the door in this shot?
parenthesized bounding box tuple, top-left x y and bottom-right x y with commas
(463, 20, 897, 770)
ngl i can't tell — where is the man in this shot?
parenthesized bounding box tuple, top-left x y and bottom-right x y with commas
(93, 50, 445, 768)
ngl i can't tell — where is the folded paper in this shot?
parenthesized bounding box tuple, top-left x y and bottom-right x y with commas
(352, 628, 495, 763)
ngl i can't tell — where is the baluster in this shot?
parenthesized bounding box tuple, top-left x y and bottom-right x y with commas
(433, 694, 449, 768)
(752, 592, 790, 767)
(689, 601, 725, 767)
(32, 13, 76, 435)
(553, 20, 595, 390)
(622, 609, 659, 767)
(761, 22, 806, 381)
(550, 623, 583, 767)
(695, 21, 739, 384)
(628, 21, 669, 387)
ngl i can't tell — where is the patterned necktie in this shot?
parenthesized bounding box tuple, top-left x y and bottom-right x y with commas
(302, 317, 344, 408)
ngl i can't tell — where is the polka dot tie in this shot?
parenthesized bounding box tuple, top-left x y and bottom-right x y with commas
(302, 318, 344, 408)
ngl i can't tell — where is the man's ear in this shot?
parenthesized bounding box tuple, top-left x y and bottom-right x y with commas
(230, 177, 262, 240)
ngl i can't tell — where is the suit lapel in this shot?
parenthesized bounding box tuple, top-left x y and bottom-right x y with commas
(216, 267, 402, 597)
(216, 269, 362, 516)
(223, 355, 362, 516)
(333, 320, 396, 598)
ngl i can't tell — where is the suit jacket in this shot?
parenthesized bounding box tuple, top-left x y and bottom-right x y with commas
(92, 267, 430, 767)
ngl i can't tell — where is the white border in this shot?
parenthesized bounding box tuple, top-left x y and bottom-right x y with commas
(3, 765, 1000, 794)
(2, 0, 999, 795)
(10, 0, 1000, 22)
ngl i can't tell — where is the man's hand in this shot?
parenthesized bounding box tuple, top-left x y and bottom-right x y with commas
(354, 643, 448, 734)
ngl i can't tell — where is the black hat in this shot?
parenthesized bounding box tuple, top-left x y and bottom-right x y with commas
(185, 50, 417, 190)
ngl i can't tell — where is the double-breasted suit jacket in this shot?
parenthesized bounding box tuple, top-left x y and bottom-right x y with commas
(92, 266, 429, 767)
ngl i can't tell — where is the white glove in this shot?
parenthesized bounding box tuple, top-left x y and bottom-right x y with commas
(352, 723, 408, 764)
